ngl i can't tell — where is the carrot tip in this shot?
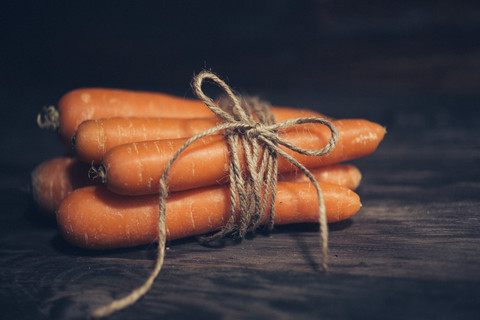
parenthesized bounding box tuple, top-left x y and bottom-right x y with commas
(71, 132, 77, 149)
(37, 105, 60, 130)
(88, 163, 107, 183)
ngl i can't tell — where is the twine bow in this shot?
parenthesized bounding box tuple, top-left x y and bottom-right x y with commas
(93, 71, 338, 318)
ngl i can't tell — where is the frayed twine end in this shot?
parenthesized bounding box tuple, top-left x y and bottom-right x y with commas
(37, 106, 60, 130)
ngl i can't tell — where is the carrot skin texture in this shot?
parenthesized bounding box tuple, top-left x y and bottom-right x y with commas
(74, 117, 222, 163)
(102, 119, 384, 195)
(280, 164, 362, 190)
(29, 159, 360, 217)
(74, 107, 329, 164)
(31, 157, 95, 217)
(58, 88, 326, 148)
(58, 88, 212, 147)
(57, 183, 361, 250)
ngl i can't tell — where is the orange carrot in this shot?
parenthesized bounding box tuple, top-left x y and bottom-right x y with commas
(73, 117, 222, 164)
(99, 119, 385, 195)
(74, 109, 331, 164)
(57, 182, 361, 250)
(30, 158, 360, 217)
(31, 157, 95, 218)
(279, 164, 362, 190)
(56, 88, 327, 147)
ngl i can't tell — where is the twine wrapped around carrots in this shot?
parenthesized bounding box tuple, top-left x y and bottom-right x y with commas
(92, 71, 338, 318)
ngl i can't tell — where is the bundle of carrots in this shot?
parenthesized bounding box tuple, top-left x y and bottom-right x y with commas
(32, 77, 385, 251)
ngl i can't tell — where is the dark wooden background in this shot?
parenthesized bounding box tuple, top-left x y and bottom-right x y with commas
(1, 1, 480, 319)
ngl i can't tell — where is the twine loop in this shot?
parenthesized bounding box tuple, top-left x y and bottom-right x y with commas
(92, 71, 338, 318)
(244, 122, 263, 139)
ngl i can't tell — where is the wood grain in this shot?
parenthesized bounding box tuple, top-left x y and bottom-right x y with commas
(1, 124, 480, 319)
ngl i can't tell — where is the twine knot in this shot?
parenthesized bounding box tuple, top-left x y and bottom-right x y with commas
(247, 122, 268, 139)
(92, 71, 338, 318)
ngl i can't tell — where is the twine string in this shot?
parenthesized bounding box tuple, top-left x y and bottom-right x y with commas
(92, 71, 338, 318)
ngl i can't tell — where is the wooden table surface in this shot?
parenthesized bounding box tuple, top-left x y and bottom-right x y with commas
(2, 1, 480, 319)
(2, 123, 479, 320)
